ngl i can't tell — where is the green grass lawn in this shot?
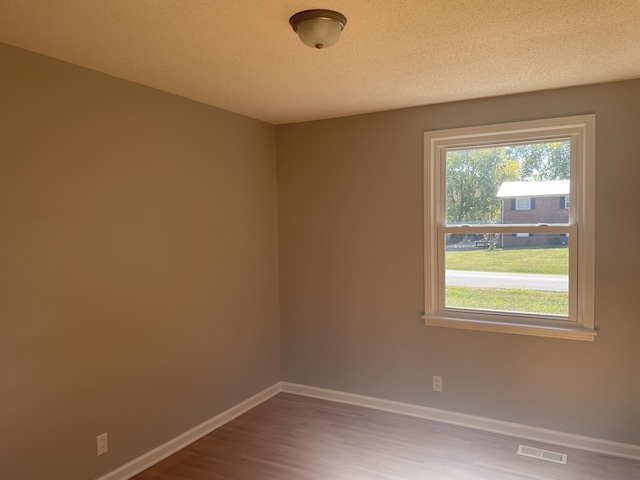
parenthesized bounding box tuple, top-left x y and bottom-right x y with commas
(445, 247, 569, 315)
(445, 246, 568, 275)
(446, 286, 568, 315)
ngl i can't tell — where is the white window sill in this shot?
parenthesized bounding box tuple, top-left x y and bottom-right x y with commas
(422, 315, 596, 341)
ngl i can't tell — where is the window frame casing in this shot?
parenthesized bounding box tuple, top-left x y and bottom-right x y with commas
(423, 115, 596, 341)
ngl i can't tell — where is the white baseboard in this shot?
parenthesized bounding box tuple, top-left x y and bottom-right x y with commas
(95, 383, 281, 480)
(97, 381, 640, 480)
(281, 382, 640, 461)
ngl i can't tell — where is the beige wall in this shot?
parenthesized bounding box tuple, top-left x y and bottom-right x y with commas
(0, 43, 280, 480)
(277, 80, 640, 445)
(3, 39, 640, 480)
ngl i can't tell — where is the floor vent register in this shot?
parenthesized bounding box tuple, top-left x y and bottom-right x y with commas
(517, 445, 568, 464)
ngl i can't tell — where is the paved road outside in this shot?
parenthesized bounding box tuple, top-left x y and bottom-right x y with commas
(446, 270, 568, 292)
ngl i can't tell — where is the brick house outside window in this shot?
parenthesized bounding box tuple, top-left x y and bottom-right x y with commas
(496, 179, 569, 247)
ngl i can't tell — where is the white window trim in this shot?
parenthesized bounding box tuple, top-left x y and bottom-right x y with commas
(423, 115, 596, 341)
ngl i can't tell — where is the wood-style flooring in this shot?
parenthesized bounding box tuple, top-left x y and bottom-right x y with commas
(132, 392, 640, 480)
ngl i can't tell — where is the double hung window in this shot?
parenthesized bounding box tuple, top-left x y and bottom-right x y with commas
(515, 198, 532, 210)
(423, 116, 595, 340)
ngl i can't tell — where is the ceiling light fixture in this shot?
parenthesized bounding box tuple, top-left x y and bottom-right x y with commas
(289, 9, 347, 49)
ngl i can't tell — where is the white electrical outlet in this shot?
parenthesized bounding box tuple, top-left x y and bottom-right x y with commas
(433, 375, 443, 392)
(97, 432, 108, 456)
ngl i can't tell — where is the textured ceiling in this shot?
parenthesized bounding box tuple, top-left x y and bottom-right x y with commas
(1, 1, 640, 124)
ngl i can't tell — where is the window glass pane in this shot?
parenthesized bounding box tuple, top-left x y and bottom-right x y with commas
(445, 141, 570, 225)
(444, 233, 569, 317)
(515, 198, 531, 210)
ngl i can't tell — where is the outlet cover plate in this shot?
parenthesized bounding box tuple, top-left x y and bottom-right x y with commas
(433, 376, 443, 392)
(97, 432, 108, 456)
